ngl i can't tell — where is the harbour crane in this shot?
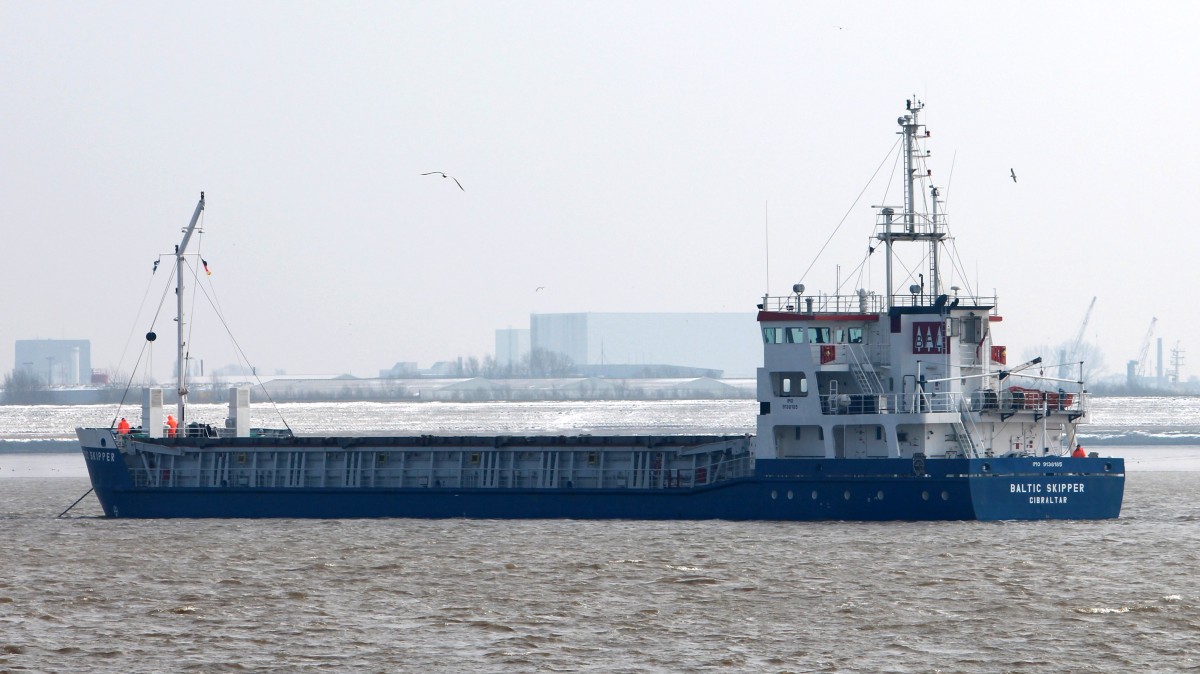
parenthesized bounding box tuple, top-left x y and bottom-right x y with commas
(1060, 296, 1096, 379)
(1127, 317, 1158, 386)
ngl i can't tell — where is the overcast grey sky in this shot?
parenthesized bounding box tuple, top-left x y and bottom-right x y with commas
(2, 1, 1197, 382)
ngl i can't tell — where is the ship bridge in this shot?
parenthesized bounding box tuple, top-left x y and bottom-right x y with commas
(754, 288, 1084, 461)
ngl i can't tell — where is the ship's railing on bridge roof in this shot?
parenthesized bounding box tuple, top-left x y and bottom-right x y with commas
(760, 292, 997, 314)
(760, 293, 885, 314)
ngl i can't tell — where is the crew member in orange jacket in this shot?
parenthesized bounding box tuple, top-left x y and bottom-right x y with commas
(1072, 444, 1086, 458)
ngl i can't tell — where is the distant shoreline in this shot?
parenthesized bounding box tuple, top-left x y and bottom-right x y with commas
(1, 377, 758, 405)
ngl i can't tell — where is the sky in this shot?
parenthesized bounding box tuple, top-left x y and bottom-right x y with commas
(2, 1, 1198, 384)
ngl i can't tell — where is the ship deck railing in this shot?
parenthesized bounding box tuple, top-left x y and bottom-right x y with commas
(819, 390, 1087, 416)
(759, 293, 998, 314)
(111, 426, 292, 448)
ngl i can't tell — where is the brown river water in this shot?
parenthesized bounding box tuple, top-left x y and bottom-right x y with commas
(1, 399, 1198, 672)
(0, 470, 1197, 673)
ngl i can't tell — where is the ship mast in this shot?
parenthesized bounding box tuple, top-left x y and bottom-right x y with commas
(902, 101, 918, 237)
(175, 192, 205, 426)
(879, 99, 944, 309)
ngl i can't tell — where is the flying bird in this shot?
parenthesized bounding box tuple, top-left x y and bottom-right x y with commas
(421, 171, 464, 191)
(536, 286, 545, 292)
(1010, 168, 1017, 183)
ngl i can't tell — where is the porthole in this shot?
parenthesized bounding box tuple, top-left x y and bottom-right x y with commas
(876, 490, 884, 501)
(100, 438, 107, 447)
(811, 490, 818, 500)
(921, 491, 930, 501)
(843, 490, 851, 500)
(771, 490, 778, 500)
(1105, 463, 1113, 472)
(787, 490, 794, 500)
(981, 463, 991, 473)
(941, 490, 950, 501)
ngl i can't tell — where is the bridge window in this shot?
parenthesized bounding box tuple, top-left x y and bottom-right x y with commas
(764, 327, 805, 344)
(762, 327, 784, 344)
(772, 372, 808, 397)
(848, 327, 864, 343)
(808, 327, 831, 344)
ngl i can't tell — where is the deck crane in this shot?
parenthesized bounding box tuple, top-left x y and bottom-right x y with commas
(1127, 317, 1158, 386)
(1060, 296, 1097, 379)
(999, 356, 1043, 381)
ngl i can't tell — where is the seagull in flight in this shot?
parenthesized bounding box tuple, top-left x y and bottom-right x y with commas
(536, 286, 545, 292)
(421, 171, 464, 191)
(1010, 168, 1017, 183)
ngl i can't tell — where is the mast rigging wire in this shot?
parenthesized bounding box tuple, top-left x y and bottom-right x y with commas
(189, 268, 294, 434)
(796, 137, 901, 287)
(110, 206, 291, 433)
(111, 257, 182, 427)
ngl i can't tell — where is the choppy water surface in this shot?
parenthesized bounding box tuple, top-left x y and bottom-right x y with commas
(0, 475, 1197, 673)
(2, 399, 1199, 672)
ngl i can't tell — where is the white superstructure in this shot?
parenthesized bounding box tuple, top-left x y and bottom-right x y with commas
(754, 100, 1087, 461)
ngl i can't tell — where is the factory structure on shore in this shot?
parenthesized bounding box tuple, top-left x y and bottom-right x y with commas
(12, 339, 103, 385)
(497, 312, 757, 378)
(14, 310, 1194, 401)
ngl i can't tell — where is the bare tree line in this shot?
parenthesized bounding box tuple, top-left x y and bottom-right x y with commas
(435, 348, 577, 379)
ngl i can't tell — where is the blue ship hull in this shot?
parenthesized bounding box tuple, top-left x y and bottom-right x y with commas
(81, 450, 1124, 521)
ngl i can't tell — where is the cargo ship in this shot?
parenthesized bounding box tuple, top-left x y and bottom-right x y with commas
(77, 100, 1124, 519)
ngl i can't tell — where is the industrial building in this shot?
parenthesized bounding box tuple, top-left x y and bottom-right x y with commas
(14, 339, 95, 385)
(524, 312, 758, 378)
(494, 328, 530, 367)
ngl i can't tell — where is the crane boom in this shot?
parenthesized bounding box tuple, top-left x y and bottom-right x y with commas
(1068, 296, 1097, 361)
(1136, 317, 1158, 377)
(1060, 296, 1097, 379)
